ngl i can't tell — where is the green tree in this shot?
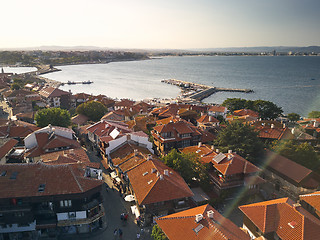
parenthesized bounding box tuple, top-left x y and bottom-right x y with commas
(272, 140, 320, 170)
(287, 113, 300, 122)
(11, 83, 21, 90)
(222, 98, 283, 119)
(151, 225, 168, 240)
(253, 100, 283, 119)
(35, 108, 71, 128)
(76, 100, 107, 122)
(222, 98, 247, 112)
(308, 111, 320, 118)
(214, 121, 264, 162)
(162, 149, 210, 188)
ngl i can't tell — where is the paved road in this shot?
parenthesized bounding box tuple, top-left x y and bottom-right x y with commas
(84, 148, 152, 240)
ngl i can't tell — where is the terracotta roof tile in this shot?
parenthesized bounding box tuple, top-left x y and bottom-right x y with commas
(0, 163, 102, 199)
(234, 109, 259, 118)
(156, 204, 250, 240)
(0, 139, 18, 159)
(208, 105, 227, 113)
(127, 158, 193, 205)
(265, 150, 316, 186)
(239, 197, 320, 239)
(39, 87, 70, 98)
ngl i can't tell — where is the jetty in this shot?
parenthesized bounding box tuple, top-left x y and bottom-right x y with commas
(161, 79, 253, 101)
(60, 80, 93, 86)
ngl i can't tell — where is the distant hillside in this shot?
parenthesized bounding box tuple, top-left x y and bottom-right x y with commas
(192, 46, 320, 53)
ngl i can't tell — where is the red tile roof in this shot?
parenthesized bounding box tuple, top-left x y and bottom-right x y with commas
(39, 87, 70, 98)
(0, 163, 102, 199)
(208, 105, 227, 113)
(127, 158, 193, 205)
(234, 109, 259, 118)
(25, 132, 80, 158)
(197, 114, 219, 123)
(0, 139, 18, 159)
(0, 125, 40, 138)
(300, 191, 320, 214)
(40, 148, 90, 165)
(182, 146, 260, 176)
(257, 127, 294, 140)
(239, 198, 320, 239)
(71, 114, 89, 125)
(264, 150, 318, 188)
(156, 204, 250, 240)
(87, 120, 132, 140)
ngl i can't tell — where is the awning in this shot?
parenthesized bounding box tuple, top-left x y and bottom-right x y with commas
(131, 205, 140, 218)
(110, 171, 117, 179)
(124, 195, 135, 202)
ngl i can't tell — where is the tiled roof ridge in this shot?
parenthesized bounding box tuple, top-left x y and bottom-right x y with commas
(156, 215, 195, 221)
(69, 165, 84, 192)
(300, 193, 320, 197)
(121, 152, 148, 173)
(139, 161, 160, 204)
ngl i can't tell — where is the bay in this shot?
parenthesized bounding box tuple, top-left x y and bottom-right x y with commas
(44, 56, 320, 116)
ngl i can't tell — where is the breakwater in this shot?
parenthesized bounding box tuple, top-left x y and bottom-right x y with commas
(161, 79, 253, 101)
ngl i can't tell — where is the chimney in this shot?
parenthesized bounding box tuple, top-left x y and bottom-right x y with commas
(164, 169, 169, 176)
(228, 154, 233, 160)
(211, 145, 215, 150)
(283, 123, 286, 128)
(207, 210, 214, 219)
(209, 116, 212, 122)
(147, 154, 152, 160)
(195, 214, 203, 223)
(201, 112, 204, 116)
(271, 124, 275, 129)
(216, 149, 219, 153)
(198, 142, 202, 148)
(159, 174, 164, 180)
(151, 168, 156, 173)
(228, 150, 232, 154)
(134, 149, 138, 156)
(314, 121, 319, 128)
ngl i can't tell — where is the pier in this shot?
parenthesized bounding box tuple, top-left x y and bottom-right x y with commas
(161, 79, 253, 101)
(60, 81, 93, 86)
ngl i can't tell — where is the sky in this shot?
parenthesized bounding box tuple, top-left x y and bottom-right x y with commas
(1, 0, 320, 49)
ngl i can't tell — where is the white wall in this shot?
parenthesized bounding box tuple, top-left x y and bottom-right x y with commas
(57, 211, 87, 221)
(106, 135, 127, 156)
(0, 221, 36, 233)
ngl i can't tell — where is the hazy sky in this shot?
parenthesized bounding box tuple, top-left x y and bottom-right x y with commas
(1, 0, 319, 49)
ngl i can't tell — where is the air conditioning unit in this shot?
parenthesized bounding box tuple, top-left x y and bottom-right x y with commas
(207, 210, 214, 219)
(195, 214, 203, 222)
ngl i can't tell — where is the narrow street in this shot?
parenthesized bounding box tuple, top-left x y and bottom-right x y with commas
(79, 148, 152, 240)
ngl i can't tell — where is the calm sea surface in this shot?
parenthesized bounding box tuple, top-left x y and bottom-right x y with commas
(43, 56, 320, 116)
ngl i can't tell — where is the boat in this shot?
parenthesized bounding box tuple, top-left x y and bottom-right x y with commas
(82, 80, 93, 84)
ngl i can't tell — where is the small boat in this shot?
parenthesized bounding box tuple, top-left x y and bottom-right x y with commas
(67, 81, 76, 85)
(82, 80, 93, 84)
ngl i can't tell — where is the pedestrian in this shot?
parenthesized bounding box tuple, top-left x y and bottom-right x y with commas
(118, 228, 123, 239)
(136, 233, 141, 239)
(114, 228, 118, 239)
(120, 213, 124, 221)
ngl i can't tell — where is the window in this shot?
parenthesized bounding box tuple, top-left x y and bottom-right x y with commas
(60, 200, 72, 207)
(68, 212, 76, 219)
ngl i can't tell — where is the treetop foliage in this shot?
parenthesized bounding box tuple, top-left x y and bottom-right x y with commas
(35, 108, 71, 128)
(162, 149, 210, 189)
(308, 111, 320, 118)
(214, 121, 264, 162)
(222, 98, 283, 119)
(272, 140, 320, 171)
(76, 100, 107, 122)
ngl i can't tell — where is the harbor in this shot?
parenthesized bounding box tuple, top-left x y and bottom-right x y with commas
(161, 79, 253, 101)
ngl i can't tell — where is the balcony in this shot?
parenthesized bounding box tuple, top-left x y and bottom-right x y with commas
(209, 173, 243, 190)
